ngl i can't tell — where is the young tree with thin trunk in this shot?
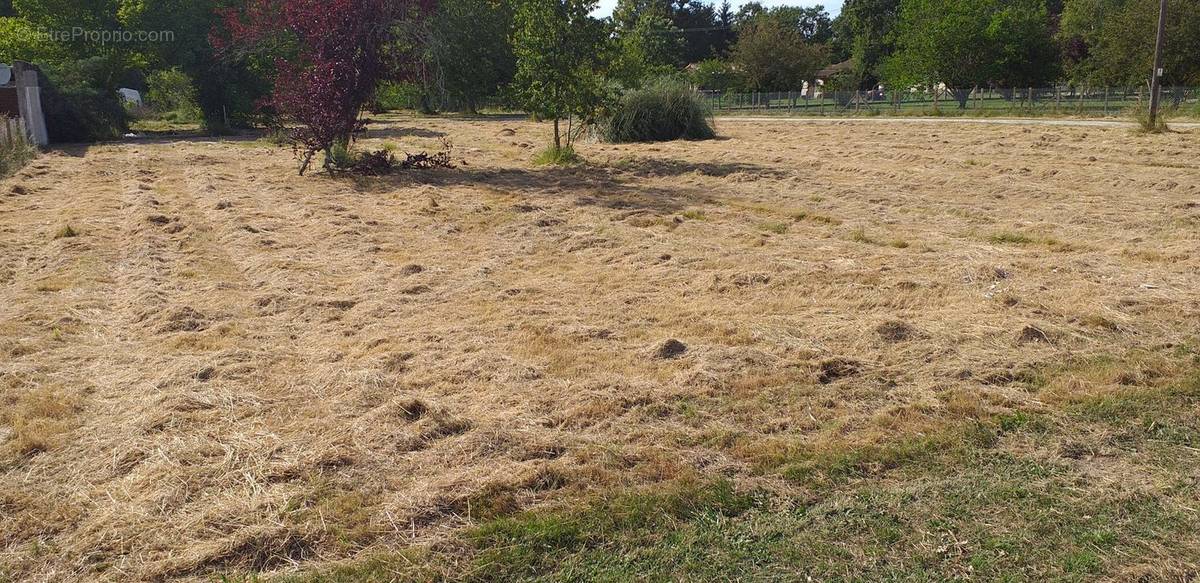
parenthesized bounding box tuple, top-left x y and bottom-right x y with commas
(511, 0, 607, 154)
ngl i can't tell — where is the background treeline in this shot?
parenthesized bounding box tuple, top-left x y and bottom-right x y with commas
(0, 0, 1196, 141)
(410, 0, 1200, 107)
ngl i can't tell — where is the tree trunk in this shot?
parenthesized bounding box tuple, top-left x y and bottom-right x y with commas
(299, 151, 314, 176)
(553, 118, 561, 150)
(952, 88, 971, 109)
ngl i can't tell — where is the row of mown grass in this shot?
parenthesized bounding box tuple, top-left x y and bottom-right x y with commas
(262, 349, 1200, 582)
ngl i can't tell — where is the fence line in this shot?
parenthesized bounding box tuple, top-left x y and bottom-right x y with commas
(699, 87, 1200, 117)
(381, 87, 1200, 118)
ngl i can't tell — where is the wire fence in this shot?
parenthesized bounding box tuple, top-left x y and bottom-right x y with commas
(699, 87, 1200, 118)
(381, 86, 1200, 119)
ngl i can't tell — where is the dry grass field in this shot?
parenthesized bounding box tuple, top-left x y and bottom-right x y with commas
(2, 116, 1199, 582)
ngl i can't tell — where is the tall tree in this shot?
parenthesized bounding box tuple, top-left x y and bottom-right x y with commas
(731, 14, 829, 90)
(771, 5, 834, 43)
(121, 0, 270, 131)
(835, 0, 902, 89)
(611, 0, 682, 85)
(511, 0, 608, 151)
(669, 0, 730, 63)
(1060, 0, 1200, 86)
(734, 3, 834, 43)
(424, 0, 516, 112)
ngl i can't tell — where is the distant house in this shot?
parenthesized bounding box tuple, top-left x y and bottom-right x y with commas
(816, 60, 854, 82)
(806, 60, 855, 98)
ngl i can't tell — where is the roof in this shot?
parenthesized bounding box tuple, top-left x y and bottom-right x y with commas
(817, 60, 854, 78)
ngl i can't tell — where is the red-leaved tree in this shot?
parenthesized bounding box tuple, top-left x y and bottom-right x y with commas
(216, 0, 430, 174)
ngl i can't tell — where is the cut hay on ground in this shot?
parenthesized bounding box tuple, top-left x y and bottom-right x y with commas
(1, 117, 1198, 581)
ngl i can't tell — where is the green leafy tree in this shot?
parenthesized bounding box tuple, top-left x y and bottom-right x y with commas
(612, 0, 734, 66)
(1057, 0, 1123, 84)
(671, 0, 734, 63)
(14, 0, 122, 54)
(1061, 0, 1200, 86)
(122, 0, 271, 131)
(731, 14, 829, 91)
(9, 0, 130, 84)
(689, 58, 736, 90)
(611, 0, 682, 87)
(834, 0, 901, 89)
(425, 0, 516, 113)
(734, 2, 832, 41)
(883, 0, 1058, 107)
(1, 1, 132, 140)
(988, 0, 1061, 88)
(771, 5, 834, 43)
(0, 15, 66, 64)
(511, 0, 608, 151)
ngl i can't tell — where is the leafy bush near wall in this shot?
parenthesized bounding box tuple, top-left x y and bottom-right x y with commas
(38, 59, 128, 143)
(145, 68, 202, 122)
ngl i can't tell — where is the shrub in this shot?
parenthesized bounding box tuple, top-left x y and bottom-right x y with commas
(689, 59, 737, 91)
(218, 0, 429, 174)
(145, 68, 202, 122)
(602, 80, 715, 143)
(533, 146, 582, 166)
(38, 59, 128, 143)
(372, 82, 419, 112)
(325, 139, 357, 172)
(1134, 108, 1168, 134)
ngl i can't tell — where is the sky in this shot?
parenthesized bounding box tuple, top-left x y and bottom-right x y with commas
(591, 0, 844, 19)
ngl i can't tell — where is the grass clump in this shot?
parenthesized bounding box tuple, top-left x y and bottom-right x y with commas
(1, 387, 81, 458)
(988, 231, 1036, 245)
(467, 478, 759, 580)
(533, 146, 582, 166)
(758, 221, 789, 234)
(602, 79, 716, 143)
(849, 227, 880, 245)
(0, 130, 37, 178)
(53, 225, 78, 239)
(1133, 109, 1169, 134)
(988, 231, 1075, 251)
(271, 552, 436, 583)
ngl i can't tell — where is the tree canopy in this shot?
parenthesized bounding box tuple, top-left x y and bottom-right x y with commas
(732, 12, 829, 91)
(883, 0, 1059, 105)
(1060, 0, 1200, 86)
